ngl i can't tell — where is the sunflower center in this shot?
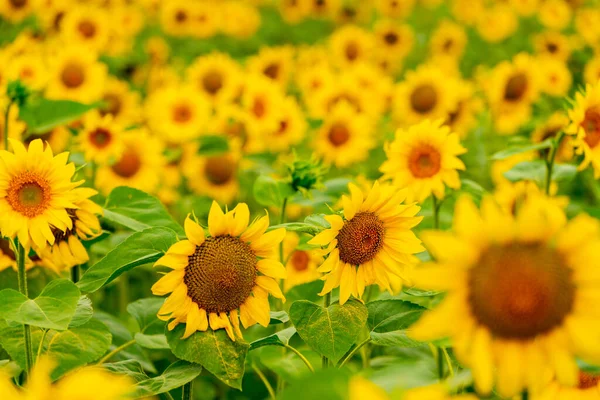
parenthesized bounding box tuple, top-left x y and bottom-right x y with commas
(101, 93, 122, 116)
(263, 63, 280, 80)
(547, 42, 558, 53)
(9, 0, 27, 8)
(252, 98, 266, 118)
(411, 85, 437, 114)
(7, 172, 52, 218)
(504, 73, 528, 102)
(384, 32, 398, 45)
(61, 63, 85, 88)
(337, 212, 385, 266)
(78, 20, 97, 38)
(277, 120, 289, 135)
(172, 104, 192, 123)
(204, 155, 235, 185)
(408, 144, 442, 178)
(345, 42, 359, 61)
(0, 238, 15, 260)
(90, 128, 112, 148)
(202, 70, 223, 95)
(111, 149, 141, 178)
(175, 10, 187, 23)
(328, 123, 350, 147)
(468, 243, 575, 340)
(579, 371, 600, 390)
(290, 250, 310, 272)
(582, 109, 600, 149)
(184, 236, 257, 314)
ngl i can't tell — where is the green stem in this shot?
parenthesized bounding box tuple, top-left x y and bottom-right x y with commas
(36, 329, 48, 362)
(437, 347, 445, 380)
(3, 100, 13, 151)
(16, 242, 33, 378)
(96, 339, 135, 364)
(522, 390, 529, 400)
(545, 131, 565, 195)
(338, 338, 372, 369)
(71, 265, 80, 283)
(278, 197, 288, 264)
(284, 344, 315, 372)
(441, 347, 454, 377)
(182, 381, 193, 400)
(432, 196, 440, 229)
(322, 292, 331, 369)
(164, 392, 175, 400)
(252, 363, 275, 400)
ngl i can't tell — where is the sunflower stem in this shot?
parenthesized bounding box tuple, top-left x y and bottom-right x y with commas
(432, 196, 440, 229)
(338, 337, 372, 369)
(441, 347, 454, 377)
(16, 242, 34, 378)
(3, 100, 13, 151)
(96, 339, 135, 364)
(437, 347, 445, 380)
(182, 381, 193, 400)
(544, 131, 565, 195)
(522, 390, 529, 400)
(322, 291, 331, 368)
(252, 363, 275, 400)
(284, 344, 315, 372)
(71, 265, 80, 283)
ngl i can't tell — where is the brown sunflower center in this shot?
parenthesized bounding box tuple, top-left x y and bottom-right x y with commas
(172, 104, 192, 123)
(9, 0, 27, 8)
(0, 238, 16, 260)
(582, 109, 600, 149)
(224, 121, 248, 146)
(337, 212, 385, 266)
(277, 120, 289, 135)
(345, 42, 359, 61)
(78, 20, 97, 38)
(111, 149, 141, 178)
(89, 128, 112, 148)
(101, 93, 122, 116)
(50, 209, 77, 243)
(504, 73, 528, 102)
(408, 144, 442, 178)
(290, 250, 310, 272)
(252, 98, 266, 118)
(468, 243, 575, 340)
(184, 235, 257, 314)
(263, 63, 280, 80)
(411, 84, 437, 114)
(384, 32, 398, 45)
(202, 70, 223, 95)
(547, 42, 558, 53)
(61, 63, 85, 89)
(6, 172, 52, 218)
(204, 155, 235, 185)
(579, 371, 600, 390)
(175, 10, 187, 23)
(328, 123, 350, 147)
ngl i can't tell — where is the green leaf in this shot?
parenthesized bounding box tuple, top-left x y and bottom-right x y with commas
(0, 279, 80, 330)
(279, 368, 351, 400)
(269, 311, 289, 325)
(303, 214, 330, 229)
(77, 227, 179, 293)
(134, 361, 202, 398)
(127, 298, 165, 333)
(134, 333, 169, 349)
(19, 97, 98, 134)
(197, 135, 229, 155)
(249, 327, 297, 351)
(103, 187, 185, 236)
(69, 296, 94, 328)
(490, 139, 552, 160)
(286, 280, 324, 303)
(552, 163, 578, 182)
(367, 299, 426, 348)
(102, 360, 147, 381)
(165, 324, 248, 390)
(503, 160, 546, 183)
(253, 175, 295, 207)
(289, 300, 368, 363)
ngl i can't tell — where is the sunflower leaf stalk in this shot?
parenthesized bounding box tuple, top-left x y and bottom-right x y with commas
(544, 131, 565, 195)
(16, 241, 34, 378)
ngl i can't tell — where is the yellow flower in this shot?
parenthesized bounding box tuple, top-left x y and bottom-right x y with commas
(429, 20, 468, 60)
(60, 5, 111, 52)
(76, 112, 126, 165)
(539, 56, 572, 97)
(308, 0, 341, 18)
(509, 0, 541, 16)
(532, 112, 574, 163)
(99, 77, 142, 125)
(443, 81, 484, 138)
(186, 52, 243, 107)
(373, 19, 414, 63)
(152, 202, 287, 341)
(328, 25, 375, 69)
(278, 0, 311, 24)
(209, 105, 265, 155)
(451, 0, 485, 26)
(476, 4, 518, 43)
(242, 75, 286, 133)
(144, 36, 170, 65)
(584, 55, 600, 85)
(539, 0, 572, 30)
(533, 31, 572, 61)
(246, 45, 295, 88)
(0, 0, 39, 22)
(6, 52, 48, 91)
(566, 82, 600, 177)
(493, 180, 568, 216)
(266, 97, 307, 153)
(349, 376, 389, 400)
(309, 181, 423, 305)
(575, 8, 600, 47)
(282, 232, 322, 292)
(159, 0, 196, 37)
(0, 139, 83, 250)
(403, 384, 478, 400)
(533, 372, 600, 400)
(375, 0, 414, 18)
(314, 102, 375, 168)
(220, 1, 261, 39)
(381, 119, 466, 203)
(410, 195, 600, 398)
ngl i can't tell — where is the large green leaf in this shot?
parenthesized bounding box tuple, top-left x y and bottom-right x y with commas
(490, 139, 552, 160)
(0, 279, 80, 330)
(366, 299, 426, 348)
(77, 227, 179, 293)
(165, 325, 248, 390)
(103, 187, 185, 236)
(253, 175, 295, 207)
(19, 97, 98, 134)
(289, 300, 368, 363)
(127, 298, 165, 333)
(134, 361, 202, 398)
(69, 296, 94, 328)
(134, 333, 169, 350)
(249, 327, 296, 351)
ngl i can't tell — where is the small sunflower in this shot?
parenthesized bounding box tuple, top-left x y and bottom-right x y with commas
(99, 77, 142, 125)
(309, 0, 341, 18)
(539, 57, 572, 97)
(374, 0, 414, 18)
(152, 202, 286, 340)
(0, 139, 82, 249)
(6, 52, 48, 91)
(410, 195, 600, 398)
(241, 75, 285, 133)
(209, 105, 265, 155)
(246, 45, 295, 88)
(76, 112, 125, 165)
(380, 119, 467, 203)
(219, 1, 261, 39)
(266, 96, 307, 153)
(510, 0, 541, 16)
(539, 0, 572, 30)
(60, 5, 111, 52)
(533, 31, 572, 61)
(373, 20, 414, 63)
(566, 81, 600, 177)
(186, 52, 243, 107)
(283, 232, 322, 292)
(533, 112, 574, 163)
(429, 20, 468, 60)
(584, 55, 600, 85)
(328, 25, 375, 69)
(0, 0, 39, 22)
(159, 0, 195, 37)
(451, 0, 485, 26)
(476, 4, 518, 43)
(444, 81, 484, 138)
(308, 181, 423, 305)
(575, 8, 600, 46)
(278, 0, 311, 24)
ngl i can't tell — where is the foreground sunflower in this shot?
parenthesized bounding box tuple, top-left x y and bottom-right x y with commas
(380, 119, 466, 203)
(152, 202, 286, 341)
(566, 81, 600, 177)
(409, 195, 600, 398)
(0, 139, 82, 249)
(308, 181, 423, 305)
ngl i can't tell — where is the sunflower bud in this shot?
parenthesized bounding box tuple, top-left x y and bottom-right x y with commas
(286, 156, 327, 196)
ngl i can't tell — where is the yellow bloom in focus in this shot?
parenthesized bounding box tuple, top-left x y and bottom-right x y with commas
(246, 45, 295, 88)
(539, 0, 572, 31)
(314, 102, 375, 168)
(0, 139, 82, 249)
(60, 5, 111, 52)
(152, 202, 287, 341)
(381, 119, 467, 203)
(349, 376, 389, 400)
(409, 195, 600, 398)
(76, 112, 125, 165)
(309, 181, 423, 305)
(283, 232, 322, 292)
(186, 52, 243, 107)
(566, 82, 600, 177)
(328, 25, 375, 69)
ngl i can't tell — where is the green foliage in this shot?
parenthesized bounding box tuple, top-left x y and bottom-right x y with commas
(490, 139, 552, 160)
(197, 135, 230, 155)
(366, 300, 426, 347)
(18, 97, 98, 134)
(253, 175, 296, 208)
(249, 327, 297, 350)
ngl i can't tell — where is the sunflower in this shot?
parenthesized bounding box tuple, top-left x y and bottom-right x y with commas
(95, 130, 165, 195)
(308, 0, 341, 18)
(266, 96, 307, 153)
(476, 5, 518, 43)
(409, 195, 600, 398)
(0, 238, 16, 272)
(374, 0, 414, 18)
(380, 119, 466, 203)
(241, 75, 285, 133)
(279, 0, 311, 24)
(539, 0, 572, 30)
(145, 84, 211, 144)
(6, 52, 48, 91)
(314, 102, 375, 168)
(534, 371, 600, 400)
(540, 57, 572, 97)
(0, 0, 39, 22)
(510, 0, 541, 16)
(60, 5, 111, 52)
(283, 231, 322, 292)
(152, 202, 286, 341)
(575, 8, 600, 46)
(429, 20, 467, 61)
(220, 1, 261, 39)
(186, 52, 243, 107)
(209, 105, 265, 155)
(144, 36, 170, 65)
(533, 31, 572, 61)
(0, 139, 82, 249)
(566, 82, 600, 177)
(451, 0, 485, 26)
(493, 180, 568, 216)
(0, 100, 26, 144)
(329, 25, 375, 69)
(189, 2, 220, 39)
(584, 55, 600, 85)
(246, 45, 295, 88)
(308, 181, 423, 305)
(159, 0, 195, 37)
(533, 112, 574, 163)
(99, 77, 142, 125)
(46, 45, 107, 103)
(76, 112, 125, 165)
(393, 64, 460, 127)
(333, 1, 372, 25)
(373, 20, 414, 63)
(444, 81, 484, 138)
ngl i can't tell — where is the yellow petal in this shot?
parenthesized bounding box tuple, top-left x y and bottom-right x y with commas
(184, 217, 205, 246)
(255, 276, 285, 301)
(208, 201, 227, 237)
(256, 259, 287, 279)
(151, 269, 185, 296)
(229, 203, 250, 237)
(167, 240, 196, 256)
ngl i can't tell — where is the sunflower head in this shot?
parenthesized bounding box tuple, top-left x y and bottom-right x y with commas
(567, 81, 600, 177)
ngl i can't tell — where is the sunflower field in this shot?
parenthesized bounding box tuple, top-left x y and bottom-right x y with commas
(4, 0, 600, 399)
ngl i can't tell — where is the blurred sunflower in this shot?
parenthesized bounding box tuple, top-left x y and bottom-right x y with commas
(6, 52, 48, 91)
(333, 1, 372, 25)
(451, 0, 485, 26)
(329, 25, 375, 69)
(540, 57, 572, 97)
(374, 0, 414, 18)
(160, 0, 195, 37)
(242, 75, 285, 133)
(309, 0, 340, 18)
(220, 1, 261, 39)
(189, 1, 220, 39)
(309, 181, 423, 305)
(476, 4, 518, 43)
(282, 232, 322, 292)
(99, 77, 142, 125)
(380, 119, 466, 203)
(77, 112, 125, 165)
(539, 0, 572, 30)
(266, 97, 307, 153)
(444, 81, 483, 138)
(533, 31, 572, 61)
(429, 20, 468, 61)
(575, 8, 600, 47)
(349, 377, 389, 400)
(144, 36, 170, 65)
(246, 45, 295, 88)
(373, 20, 414, 63)
(279, 0, 311, 24)
(152, 203, 286, 340)
(584, 55, 600, 85)
(533, 112, 574, 163)
(60, 5, 111, 52)
(510, 0, 541, 16)
(210, 105, 264, 155)
(186, 52, 243, 107)
(534, 371, 600, 400)
(493, 180, 568, 216)
(410, 196, 600, 398)
(0, 0, 39, 22)
(314, 102, 374, 168)
(567, 82, 600, 177)
(0, 139, 81, 249)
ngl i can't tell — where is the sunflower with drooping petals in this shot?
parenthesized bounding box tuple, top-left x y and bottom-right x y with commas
(308, 181, 423, 305)
(409, 195, 600, 398)
(566, 81, 600, 177)
(152, 202, 287, 341)
(380, 119, 467, 203)
(77, 112, 125, 165)
(0, 139, 83, 250)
